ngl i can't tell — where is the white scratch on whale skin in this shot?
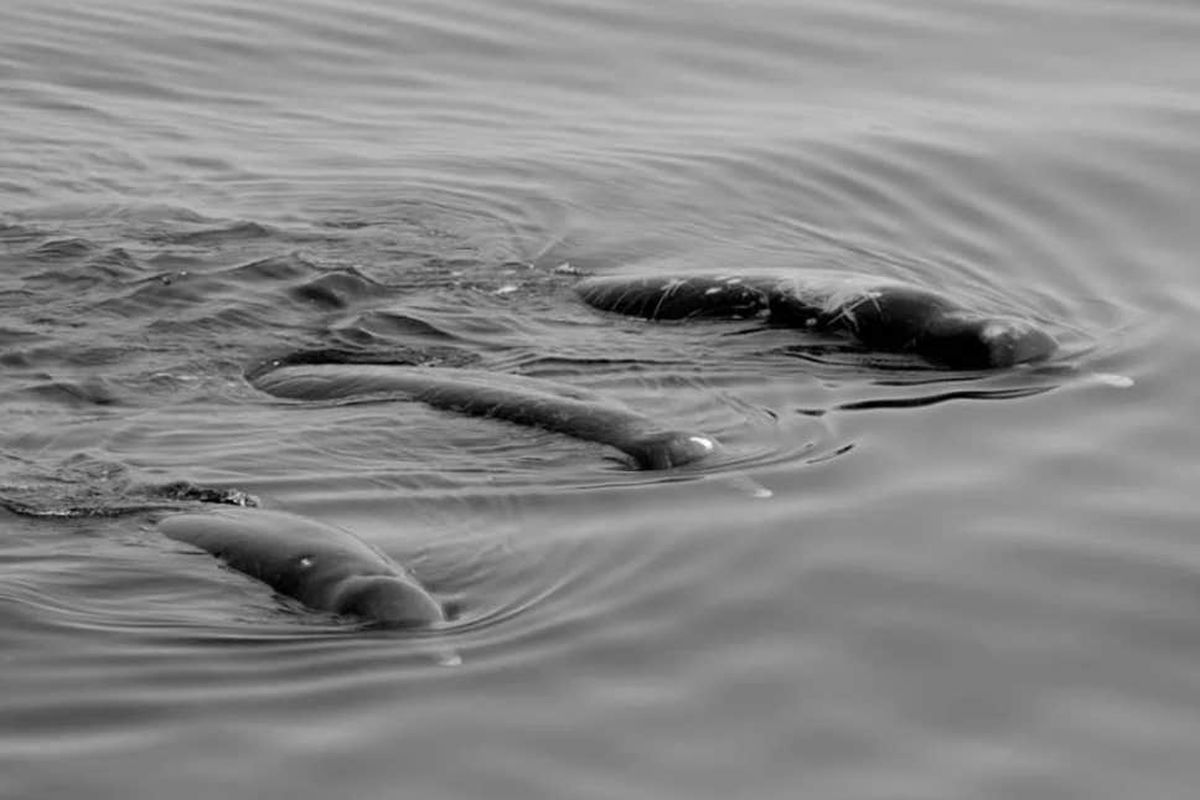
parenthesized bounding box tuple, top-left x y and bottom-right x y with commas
(981, 322, 1012, 341)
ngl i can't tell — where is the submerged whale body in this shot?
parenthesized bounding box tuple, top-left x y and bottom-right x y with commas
(576, 273, 1057, 369)
(249, 364, 718, 469)
(159, 508, 447, 629)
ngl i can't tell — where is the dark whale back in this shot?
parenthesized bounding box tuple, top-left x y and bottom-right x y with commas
(576, 274, 768, 320)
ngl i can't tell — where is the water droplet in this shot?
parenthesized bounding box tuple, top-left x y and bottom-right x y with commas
(1093, 372, 1134, 388)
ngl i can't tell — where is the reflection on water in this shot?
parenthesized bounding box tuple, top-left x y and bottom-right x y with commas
(2, 0, 1199, 797)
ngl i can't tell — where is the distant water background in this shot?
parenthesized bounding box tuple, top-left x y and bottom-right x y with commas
(2, 0, 1199, 798)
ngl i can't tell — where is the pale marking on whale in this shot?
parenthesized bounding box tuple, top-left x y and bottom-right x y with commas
(652, 277, 689, 319)
(981, 322, 1010, 341)
(772, 275, 887, 333)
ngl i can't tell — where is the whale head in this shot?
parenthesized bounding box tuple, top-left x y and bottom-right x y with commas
(920, 314, 1057, 369)
(978, 318, 1058, 368)
(333, 575, 448, 629)
(630, 431, 720, 469)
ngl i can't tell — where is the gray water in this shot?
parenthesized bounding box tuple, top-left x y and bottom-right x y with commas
(2, 0, 1199, 797)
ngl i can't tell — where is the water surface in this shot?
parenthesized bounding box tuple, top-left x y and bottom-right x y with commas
(2, 0, 1199, 798)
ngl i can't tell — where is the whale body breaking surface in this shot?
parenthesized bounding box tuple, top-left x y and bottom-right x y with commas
(576, 273, 1057, 369)
(248, 363, 720, 470)
(159, 508, 449, 629)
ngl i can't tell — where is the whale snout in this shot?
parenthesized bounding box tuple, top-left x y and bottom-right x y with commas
(631, 431, 720, 469)
(920, 314, 1057, 369)
(335, 575, 448, 629)
(981, 319, 1058, 368)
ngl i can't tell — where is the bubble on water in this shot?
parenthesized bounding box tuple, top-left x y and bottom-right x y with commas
(1092, 372, 1134, 388)
(437, 650, 463, 668)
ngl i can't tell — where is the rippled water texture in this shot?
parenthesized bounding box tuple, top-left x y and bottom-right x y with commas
(2, 0, 1200, 797)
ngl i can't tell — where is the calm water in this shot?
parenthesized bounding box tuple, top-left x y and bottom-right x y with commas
(2, 0, 1199, 797)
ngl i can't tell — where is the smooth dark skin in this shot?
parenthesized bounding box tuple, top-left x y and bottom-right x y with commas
(159, 508, 447, 628)
(250, 364, 719, 469)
